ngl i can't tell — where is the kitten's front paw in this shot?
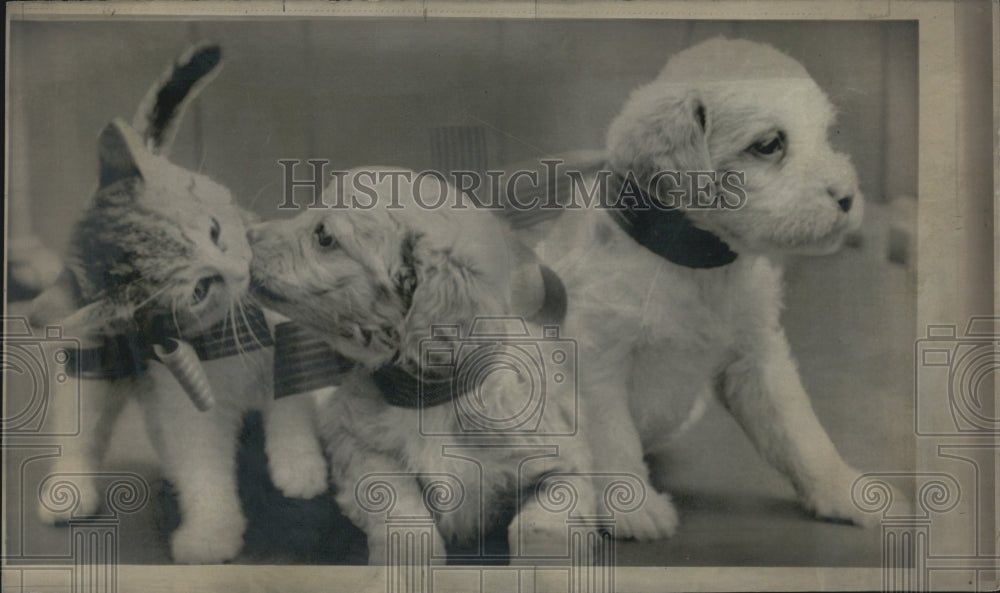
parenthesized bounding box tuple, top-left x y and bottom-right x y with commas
(267, 440, 329, 499)
(170, 514, 247, 564)
(614, 490, 678, 541)
(37, 474, 102, 525)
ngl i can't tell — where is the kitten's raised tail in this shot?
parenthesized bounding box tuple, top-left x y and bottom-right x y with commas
(131, 42, 222, 155)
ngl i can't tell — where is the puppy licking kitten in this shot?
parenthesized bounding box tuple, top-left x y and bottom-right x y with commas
(249, 168, 600, 563)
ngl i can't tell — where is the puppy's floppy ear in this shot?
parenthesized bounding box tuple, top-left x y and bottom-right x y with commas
(606, 85, 712, 189)
(392, 230, 420, 310)
(394, 226, 508, 367)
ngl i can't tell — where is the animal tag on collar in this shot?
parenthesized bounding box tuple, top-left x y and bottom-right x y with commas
(153, 338, 215, 411)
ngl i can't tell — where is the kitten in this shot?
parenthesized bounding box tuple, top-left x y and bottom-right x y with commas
(30, 43, 327, 564)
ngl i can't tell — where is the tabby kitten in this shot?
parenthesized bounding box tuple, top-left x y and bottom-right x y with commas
(31, 44, 328, 564)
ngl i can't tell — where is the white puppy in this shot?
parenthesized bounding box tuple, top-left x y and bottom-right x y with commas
(515, 38, 880, 539)
(248, 169, 600, 564)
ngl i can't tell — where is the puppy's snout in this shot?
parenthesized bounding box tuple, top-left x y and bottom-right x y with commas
(826, 186, 855, 213)
(837, 195, 853, 213)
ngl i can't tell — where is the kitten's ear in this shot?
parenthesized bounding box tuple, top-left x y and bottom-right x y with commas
(98, 119, 150, 189)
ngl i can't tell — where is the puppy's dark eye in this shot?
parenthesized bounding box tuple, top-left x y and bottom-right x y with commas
(315, 223, 336, 248)
(209, 217, 221, 245)
(748, 132, 786, 158)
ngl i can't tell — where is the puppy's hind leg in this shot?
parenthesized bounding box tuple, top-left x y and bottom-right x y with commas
(718, 327, 901, 527)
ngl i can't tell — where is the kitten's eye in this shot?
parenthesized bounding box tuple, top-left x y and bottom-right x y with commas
(210, 217, 221, 245)
(748, 131, 786, 159)
(315, 223, 336, 248)
(191, 275, 221, 305)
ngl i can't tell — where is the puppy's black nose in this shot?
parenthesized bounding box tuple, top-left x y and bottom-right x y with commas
(827, 186, 854, 213)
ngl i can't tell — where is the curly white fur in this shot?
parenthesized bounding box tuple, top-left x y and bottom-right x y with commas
(519, 38, 884, 539)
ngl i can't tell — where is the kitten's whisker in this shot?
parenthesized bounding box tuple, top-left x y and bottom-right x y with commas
(241, 297, 269, 352)
(247, 182, 275, 210)
(230, 301, 248, 359)
(169, 297, 184, 339)
(134, 283, 171, 313)
(197, 148, 208, 175)
(234, 299, 268, 376)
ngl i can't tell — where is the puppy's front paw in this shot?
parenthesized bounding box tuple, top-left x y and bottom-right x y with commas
(266, 437, 329, 499)
(801, 469, 909, 528)
(509, 509, 573, 561)
(614, 490, 678, 541)
(170, 513, 247, 564)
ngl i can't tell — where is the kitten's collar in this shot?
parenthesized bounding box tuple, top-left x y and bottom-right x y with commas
(272, 327, 488, 408)
(65, 305, 272, 379)
(272, 322, 471, 406)
(609, 174, 738, 269)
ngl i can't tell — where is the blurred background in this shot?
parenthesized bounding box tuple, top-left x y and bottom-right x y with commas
(6, 19, 917, 566)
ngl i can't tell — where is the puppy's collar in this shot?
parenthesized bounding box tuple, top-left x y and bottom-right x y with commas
(272, 265, 569, 408)
(65, 305, 273, 379)
(372, 365, 462, 408)
(609, 174, 738, 269)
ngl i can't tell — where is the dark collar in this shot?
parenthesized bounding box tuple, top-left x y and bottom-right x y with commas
(609, 174, 738, 269)
(66, 306, 272, 379)
(272, 265, 569, 408)
(272, 321, 356, 397)
(271, 324, 456, 406)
